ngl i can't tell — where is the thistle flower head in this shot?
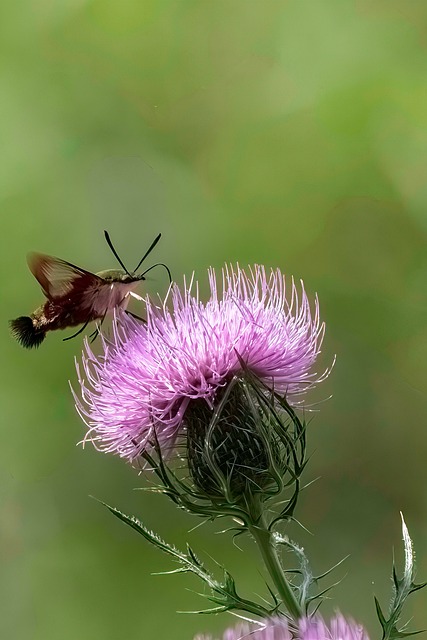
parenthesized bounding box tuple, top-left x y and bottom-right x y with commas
(299, 615, 370, 640)
(195, 615, 369, 640)
(74, 265, 328, 462)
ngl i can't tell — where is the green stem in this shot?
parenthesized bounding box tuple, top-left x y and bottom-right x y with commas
(248, 514, 302, 620)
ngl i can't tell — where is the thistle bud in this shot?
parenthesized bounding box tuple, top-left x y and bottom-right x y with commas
(185, 377, 282, 502)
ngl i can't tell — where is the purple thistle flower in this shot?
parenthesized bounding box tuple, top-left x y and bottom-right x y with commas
(193, 617, 292, 640)
(299, 615, 370, 640)
(194, 615, 369, 640)
(74, 264, 329, 461)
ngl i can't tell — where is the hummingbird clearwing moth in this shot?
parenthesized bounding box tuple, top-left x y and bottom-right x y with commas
(10, 231, 171, 348)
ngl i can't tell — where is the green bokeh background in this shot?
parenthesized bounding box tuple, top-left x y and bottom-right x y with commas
(1, 2, 427, 639)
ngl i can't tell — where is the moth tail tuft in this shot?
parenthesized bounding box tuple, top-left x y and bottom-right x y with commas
(10, 316, 46, 349)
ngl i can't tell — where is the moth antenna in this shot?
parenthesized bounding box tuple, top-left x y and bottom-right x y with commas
(104, 230, 132, 277)
(133, 233, 162, 273)
(139, 262, 172, 284)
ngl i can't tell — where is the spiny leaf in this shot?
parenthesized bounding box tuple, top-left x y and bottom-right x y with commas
(314, 556, 350, 581)
(374, 514, 426, 640)
(99, 499, 272, 619)
(374, 597, 386, 627)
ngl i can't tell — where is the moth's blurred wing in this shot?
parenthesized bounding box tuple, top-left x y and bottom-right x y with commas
(27, 253, 104, 301)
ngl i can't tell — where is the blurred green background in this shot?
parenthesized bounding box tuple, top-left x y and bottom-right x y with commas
(1, 1, 427, 639)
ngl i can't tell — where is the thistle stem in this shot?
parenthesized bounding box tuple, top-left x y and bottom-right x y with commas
(248, 514, 302, 620)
